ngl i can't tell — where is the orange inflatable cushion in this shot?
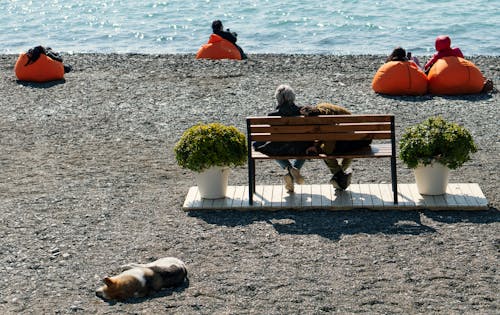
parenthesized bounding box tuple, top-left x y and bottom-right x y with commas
(14, 53, 64, 82)
(427, 56, 485, 95)
(195, 34, 242, 60)
(372, 61, 428, 95)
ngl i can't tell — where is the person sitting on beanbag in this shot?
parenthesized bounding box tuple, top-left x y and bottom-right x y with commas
(14, 46, 72, 82)
(425, 36, 494, 94)
(372, 47, 428, 95)
(424, 35, 463, 73)
(196, 20, 247, 60)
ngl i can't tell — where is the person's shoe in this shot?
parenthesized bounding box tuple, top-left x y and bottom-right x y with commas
(287, 166, 304, 185)
(482, 79, 494, 93)
(284, 173, 294, 193)
(330, 175, 341, 190)
(330, 170, 352, 190)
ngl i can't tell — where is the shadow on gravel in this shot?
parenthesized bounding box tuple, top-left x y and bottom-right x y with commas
(377, 93, 493, 102)
(100, 278, 190, 305)
(16, 79, 65, 88)
(189, 209, 436, 241)
(423, 207, 500, 224)
(375, 94, 434, 103)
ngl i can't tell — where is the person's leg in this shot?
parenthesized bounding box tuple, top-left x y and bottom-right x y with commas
(411, 56, 422, 69)
(292, 159, 306, 170)
(288, 159, 305, 184)
(276, 160, 295, 192)
(325, 159, 352, 190)
(338, 158, 353, 189)
(275, 159, 291, 170)
(340, 158, 352, 171)
(235, 44, 247, 59)
(283, 172, 294, 193)
(324, 159, 342, 174)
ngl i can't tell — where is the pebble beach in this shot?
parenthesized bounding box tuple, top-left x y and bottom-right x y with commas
(0, 53, 498, 314)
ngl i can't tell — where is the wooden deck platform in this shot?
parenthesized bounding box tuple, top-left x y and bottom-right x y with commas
(183, 183, 489, 211)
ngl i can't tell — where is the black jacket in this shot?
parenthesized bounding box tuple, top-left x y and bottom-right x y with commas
(214, 30, 237, 44)
(268, 101, 302, 117)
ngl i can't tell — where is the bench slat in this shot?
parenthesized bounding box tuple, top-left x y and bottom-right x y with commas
(251, 144, 393, 159)
(247, 115, 393, 125)
(250, 122, 392, 133)
(251, 131, 393, 141)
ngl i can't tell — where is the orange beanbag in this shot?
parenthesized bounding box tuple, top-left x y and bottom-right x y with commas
(427, 56, 485, 95)
(14, 53, 65, 82)
(196, 34, 242, 60)
(372, 61, 428, 95)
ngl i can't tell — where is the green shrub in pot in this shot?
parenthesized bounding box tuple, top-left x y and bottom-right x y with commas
(174, 122, 247, 172)
(399, 116, 477, 170)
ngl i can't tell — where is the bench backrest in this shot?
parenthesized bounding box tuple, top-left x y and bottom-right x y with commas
(246, 114, 395, 142)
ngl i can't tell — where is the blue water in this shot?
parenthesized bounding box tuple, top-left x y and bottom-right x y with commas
(1, 0, 499, 55)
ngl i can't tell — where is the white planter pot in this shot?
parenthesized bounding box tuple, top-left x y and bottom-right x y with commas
(195, 166, 230, 199)
(414, 162, 450, 195)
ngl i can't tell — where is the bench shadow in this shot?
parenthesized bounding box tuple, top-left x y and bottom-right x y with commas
(190, 209, 435, 241)
(16, 79, 66, 88)
(189, 187, 437, 241)
(101, 278, 190, 305)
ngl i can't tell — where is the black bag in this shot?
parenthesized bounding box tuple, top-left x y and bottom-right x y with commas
(254, 141, 315, 156)
(333, 140, 372, 153)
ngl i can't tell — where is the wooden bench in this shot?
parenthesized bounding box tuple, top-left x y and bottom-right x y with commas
(246, 114, 398, 205)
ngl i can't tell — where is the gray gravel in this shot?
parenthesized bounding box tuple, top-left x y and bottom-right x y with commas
(0, 53, 498, 314)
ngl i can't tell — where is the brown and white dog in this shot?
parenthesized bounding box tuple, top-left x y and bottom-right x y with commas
(95, 257, 187, 301)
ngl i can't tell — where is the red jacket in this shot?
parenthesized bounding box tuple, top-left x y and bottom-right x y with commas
(424, 36, 464, 71)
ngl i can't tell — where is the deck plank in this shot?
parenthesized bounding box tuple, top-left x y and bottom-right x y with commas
(201, 197, 214, 209)
(468, 183, 489, 208)
(457, 183, 480, 207)
(349, 184, 364, 207)
(447, 184, 468, 206)
(359, 184, 374, 208)
(455, 183, 489, 210)
(241, 186, 250, 208)
(300, 185, 312, 208)
(320, 184, 332, 207)
(183, 186, 201, 209)
(444, 185, 460, 206)
(368, 184, 384, 208)
(397, 184, 415, 207)
(408, 184, 426, 207)
(231, 185, 244, 208)
(269, 185, 282, 207)
(378, 183, 396, 207)
(253, 185, 265, 207)
(311, 184, 324, 208)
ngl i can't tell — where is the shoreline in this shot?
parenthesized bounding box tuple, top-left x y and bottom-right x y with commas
(0, 53, 498, 314)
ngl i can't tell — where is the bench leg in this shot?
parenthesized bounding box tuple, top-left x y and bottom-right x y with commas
(389, 116, 398, 204)
(248, 158, 255, 205)
(391, 155, 398, 204)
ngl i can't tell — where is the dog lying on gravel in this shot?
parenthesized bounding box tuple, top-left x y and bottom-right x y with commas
(95, 257, 187, 301)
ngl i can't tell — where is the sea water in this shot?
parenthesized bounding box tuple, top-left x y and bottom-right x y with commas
(1, 0, 499, 55)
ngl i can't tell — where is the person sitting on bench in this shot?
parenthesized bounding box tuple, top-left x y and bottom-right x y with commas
(300, 103, 372, 190)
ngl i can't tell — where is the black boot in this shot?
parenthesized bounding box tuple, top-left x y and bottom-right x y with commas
(330, 170, 352, 190)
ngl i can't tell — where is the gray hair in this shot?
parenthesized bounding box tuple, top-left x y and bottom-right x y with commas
(274, 84, 296, 106)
